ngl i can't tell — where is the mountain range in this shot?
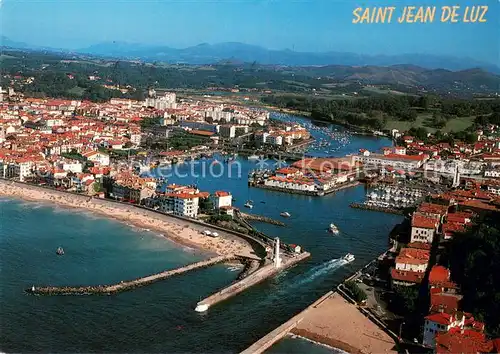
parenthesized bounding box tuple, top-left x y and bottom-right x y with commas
(1, 36, 499, 74)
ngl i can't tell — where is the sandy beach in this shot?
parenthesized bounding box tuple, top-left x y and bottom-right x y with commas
(292, 292, 398, 354)
(0, 182, 257, 258)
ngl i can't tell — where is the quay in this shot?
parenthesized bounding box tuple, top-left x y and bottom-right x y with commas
(27, 255, 240, 296)
(195, 251, 310, 312)
(249, 181, 360, 197)
(350, 202, 404, 215)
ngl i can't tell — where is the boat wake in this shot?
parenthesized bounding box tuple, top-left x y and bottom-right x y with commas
(294, 258, 347, 287)
(260, 257, 348, 306)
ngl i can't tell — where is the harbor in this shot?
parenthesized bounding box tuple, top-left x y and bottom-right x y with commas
(1, 112, 401, 353)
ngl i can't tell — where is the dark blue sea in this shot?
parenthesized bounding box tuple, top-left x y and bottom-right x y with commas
(0, 113, 402, 353)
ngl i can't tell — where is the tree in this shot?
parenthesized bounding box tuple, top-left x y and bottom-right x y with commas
(344, 281, 367, 303)
(446, 214, 500, 337)
(390, 285, 419, 316)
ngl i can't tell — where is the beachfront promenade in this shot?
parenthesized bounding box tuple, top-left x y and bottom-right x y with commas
(28, 255, 238, 296)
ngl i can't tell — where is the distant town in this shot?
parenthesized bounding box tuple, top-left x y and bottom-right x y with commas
(1, 80, 500, 353)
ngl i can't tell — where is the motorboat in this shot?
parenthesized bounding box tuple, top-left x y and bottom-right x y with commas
(56, 247, 64, 256)
(280, 211, 291, 217)
(329, 223, 339, 234)
(342, 253, 355, 263)
(247, 155, 259, 161)
(244, 201, 253, 209)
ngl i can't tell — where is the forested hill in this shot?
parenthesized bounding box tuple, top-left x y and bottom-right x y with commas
(1, 49, 499, 98)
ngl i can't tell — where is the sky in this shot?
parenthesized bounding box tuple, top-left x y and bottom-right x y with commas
(1, 0, 499, 64)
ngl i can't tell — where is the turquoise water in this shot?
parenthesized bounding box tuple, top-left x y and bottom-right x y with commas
(0, 113, 402, 353)
(267, 336, 346, 354)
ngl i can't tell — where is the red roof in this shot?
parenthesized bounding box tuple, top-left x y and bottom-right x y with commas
(391, 269, 425, 284)
(418, 202, 449, 216)
(215, 191, 230, 197)
(430, 293, 461, 314)
(429, 266, 451, 284)
(408, 242, 432, 250)
(412, 213, 439, 229)
(436, 330, 494, 354)
(396, 248, 430, 265)
(426, 312, 455, 326)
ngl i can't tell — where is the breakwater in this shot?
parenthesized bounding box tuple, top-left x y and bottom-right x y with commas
(27, 255, 238, 296)
(240, 212, 285, 226)
(350, 202, 403, 215)
(196, 252, 311, 312)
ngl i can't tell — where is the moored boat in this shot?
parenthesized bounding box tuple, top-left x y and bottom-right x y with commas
(56, 247, 64, 255)
(280, 211, 291, 217)
(244, 200, 253, 209)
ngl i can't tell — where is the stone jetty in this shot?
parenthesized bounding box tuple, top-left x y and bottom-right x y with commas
(350, 202, 404, 215)
(27, 255, 237, 296)
(239, 212, 285, 226)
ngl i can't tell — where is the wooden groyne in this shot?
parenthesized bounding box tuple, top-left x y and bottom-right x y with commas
(350, 202, 404, 215)
(195, 252, 310, 312)
(27, 255, 237, 296)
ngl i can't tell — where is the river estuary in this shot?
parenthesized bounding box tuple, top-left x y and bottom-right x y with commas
(0, 113, 402, 353)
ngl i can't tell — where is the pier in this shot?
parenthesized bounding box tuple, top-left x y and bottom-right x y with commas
(195, 251, 310, 312)
(27, 255, 239, 296)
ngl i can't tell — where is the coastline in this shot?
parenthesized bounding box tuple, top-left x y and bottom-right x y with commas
(0, 182, 254, 258)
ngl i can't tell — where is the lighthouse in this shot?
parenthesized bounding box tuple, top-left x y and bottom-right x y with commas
(274, 237, 282, 268)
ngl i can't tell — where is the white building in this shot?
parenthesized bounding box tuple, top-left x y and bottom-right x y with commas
(130, 133, 141, 146)
(264, 177, 316, 192)
(484, 168, 500, 178)
(62, 161, 83, 173)
(354, 150, 428, 170)
(410, 213, 440, 244)
(395, 248, 430, 273)
(266, 134, 283, 146)
(83, 151, 110, 166)
(219, 125, 236, 139)
(423, 312, 465, 348)
(212, 191, 232, 209)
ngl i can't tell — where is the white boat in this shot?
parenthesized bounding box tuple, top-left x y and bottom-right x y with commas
(329, 223, 339, 234)
(342, 253, 355, 263)
(280, 211, 291, 217)
(244, 201, 253, 209)
(247, 155, 259, 161)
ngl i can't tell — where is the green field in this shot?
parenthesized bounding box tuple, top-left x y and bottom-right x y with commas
(385, 114, 475, 133)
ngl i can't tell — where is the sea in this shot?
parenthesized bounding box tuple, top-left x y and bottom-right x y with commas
(0, 113, 402, 353)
